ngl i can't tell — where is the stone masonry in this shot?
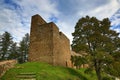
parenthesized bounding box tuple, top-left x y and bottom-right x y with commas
(29, 14, 71, 67)
(0, 60, 17, 78)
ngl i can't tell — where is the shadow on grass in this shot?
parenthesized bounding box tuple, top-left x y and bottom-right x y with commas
(67, 68, 87, 80)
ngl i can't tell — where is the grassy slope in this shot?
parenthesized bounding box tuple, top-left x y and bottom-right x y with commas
(1, 62, 98, 80)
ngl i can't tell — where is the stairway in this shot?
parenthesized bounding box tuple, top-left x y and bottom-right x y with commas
(16, 72, 36, 80)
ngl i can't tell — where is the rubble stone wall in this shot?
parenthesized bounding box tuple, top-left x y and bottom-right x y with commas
(0, 60, 17, 78)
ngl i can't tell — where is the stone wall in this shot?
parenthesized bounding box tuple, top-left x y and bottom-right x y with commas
(0, 60, 17, 78)
(29, 14, 72, 67)
(53, 29, 71, 67)
(29, 22, 54, 64)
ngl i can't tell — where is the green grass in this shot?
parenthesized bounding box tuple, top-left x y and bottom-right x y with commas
(1, 62, 98, 80)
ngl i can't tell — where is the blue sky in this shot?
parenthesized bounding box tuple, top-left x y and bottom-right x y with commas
(0, 0, 120, 43)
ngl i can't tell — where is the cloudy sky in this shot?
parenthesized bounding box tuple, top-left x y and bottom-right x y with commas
(0, 0, 120, 43)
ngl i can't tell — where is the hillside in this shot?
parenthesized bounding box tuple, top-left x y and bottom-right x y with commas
(1, 62, 98, 80)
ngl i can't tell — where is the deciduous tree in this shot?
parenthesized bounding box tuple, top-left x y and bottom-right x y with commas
(71, 16, 120, 80)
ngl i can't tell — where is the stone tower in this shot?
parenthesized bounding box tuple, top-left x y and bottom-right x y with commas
(29, 14, 71, 67)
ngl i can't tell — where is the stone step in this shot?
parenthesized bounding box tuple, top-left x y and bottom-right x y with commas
(18, 79, 36, 80)
(17, 75, 36, 78)
(16, 72, 36, 80)
(18, 72, 36, 75)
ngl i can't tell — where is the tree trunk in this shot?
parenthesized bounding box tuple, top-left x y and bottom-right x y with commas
(95, 68, 102, 80)
(1, 53, 5, 60)
(94, 60, 102, 80)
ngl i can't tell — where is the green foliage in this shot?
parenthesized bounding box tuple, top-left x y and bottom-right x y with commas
(18, 33, 30, 63)
(8, 42, 19, 59)
(72, 16, 120, 80)
(84, 68, 93, 74)
(113, 51, 120, 61)
(105, 62, 120, 78)
(71, 55, 87, 68)
(0, 31, 13, 60)
(0, 32, 30, 63)
(102, 76, 113, 80)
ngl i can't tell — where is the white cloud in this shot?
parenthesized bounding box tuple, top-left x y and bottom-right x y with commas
(56, 21, 74, 44)
(111, 18, 120, 26)
(77, 0, 120, 20)
(0, 0, 120, 44)
(0, 7, 29, 42)
(15, 0, 59, 20)
(0, 0, 59, 42)
(55, 0, 120, 44)
(114, 28, 120, 33)
(110, 9, 120, 27)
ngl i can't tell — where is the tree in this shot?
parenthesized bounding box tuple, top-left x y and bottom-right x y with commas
(0, 31, 13, 60)
(0, 34, 2, 59)
(71, 16, 120, 80)
(105, 38, 120, 78)
(8, 42, 19, 59)
(18, 33, 29, 63)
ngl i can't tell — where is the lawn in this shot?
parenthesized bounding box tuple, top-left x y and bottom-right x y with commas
(1, 62, 99, 80)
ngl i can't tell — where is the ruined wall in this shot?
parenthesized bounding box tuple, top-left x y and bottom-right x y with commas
(29, 15, 54, 64)
(29, 14, 71, 67)
(0, 60, 17, 78)
(52, 22, 71, 67)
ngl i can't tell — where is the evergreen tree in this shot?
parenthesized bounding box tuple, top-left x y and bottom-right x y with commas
(18, 33, 29, 63)
(71, 16, 120, 80)
(0, 34, 2, 60)
(0, 31, 13, 60)
(8, 42, 19, 59)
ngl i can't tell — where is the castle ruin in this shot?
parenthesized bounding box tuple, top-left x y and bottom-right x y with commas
(29, 14, 71, 67)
